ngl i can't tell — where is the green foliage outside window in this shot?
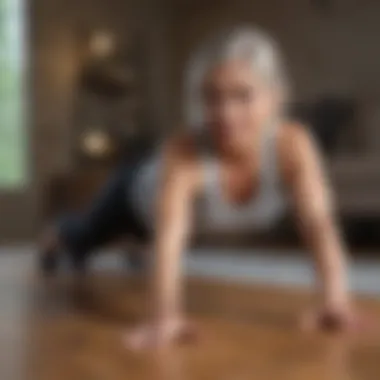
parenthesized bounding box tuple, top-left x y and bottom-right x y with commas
(0, 0, 26, 187)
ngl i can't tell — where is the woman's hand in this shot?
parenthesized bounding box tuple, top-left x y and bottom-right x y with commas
(299, 303, 371, 332)
(124, 317, 198, 351)
(282, 126, 362, 333)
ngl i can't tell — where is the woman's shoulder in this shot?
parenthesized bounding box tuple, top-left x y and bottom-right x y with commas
(279, 119, 317, 153)
(280, 119, 311, 140)
(278, 119, 321, 178)
(162, 129, 202, 163)
(160, 130, 204, 189)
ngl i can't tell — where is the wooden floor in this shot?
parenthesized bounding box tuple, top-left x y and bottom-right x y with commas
(1, 252, 380, 380)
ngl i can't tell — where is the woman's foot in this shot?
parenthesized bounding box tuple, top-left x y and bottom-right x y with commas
(39, 249, 59, 276)
(38, 226, 60, 276)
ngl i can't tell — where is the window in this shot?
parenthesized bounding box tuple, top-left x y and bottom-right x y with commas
(0, 0, 26, 188)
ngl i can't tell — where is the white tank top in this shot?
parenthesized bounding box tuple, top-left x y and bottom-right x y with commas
(131, 125, 287, 235)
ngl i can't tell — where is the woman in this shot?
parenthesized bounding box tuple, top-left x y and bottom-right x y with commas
(40, 26, 359, 348)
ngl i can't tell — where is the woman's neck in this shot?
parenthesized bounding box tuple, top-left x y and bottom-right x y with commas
(218, 139, 260, 167)
(219, 126, 268, 165)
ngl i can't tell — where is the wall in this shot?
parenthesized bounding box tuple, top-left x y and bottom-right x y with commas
(0, 0, 172, 242)
(170, 0, 380, 124)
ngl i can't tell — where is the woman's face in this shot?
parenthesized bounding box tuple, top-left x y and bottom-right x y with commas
(201, 60, 277, 153)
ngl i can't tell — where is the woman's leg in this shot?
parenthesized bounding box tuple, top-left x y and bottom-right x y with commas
(40, 162, 148, 274)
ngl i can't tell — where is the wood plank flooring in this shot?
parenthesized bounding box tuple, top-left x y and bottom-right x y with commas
(1, 251, 380, 380)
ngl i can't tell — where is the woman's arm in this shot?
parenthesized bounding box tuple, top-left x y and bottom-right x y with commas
(152, 137, 199, 321)
(127, 135, 200, 349)
(283, 124, 350, 318)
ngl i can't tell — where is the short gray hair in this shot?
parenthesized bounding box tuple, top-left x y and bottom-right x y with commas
(184, 26, 290, 127)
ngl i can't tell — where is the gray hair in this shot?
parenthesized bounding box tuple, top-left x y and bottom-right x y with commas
(183, 26, 290, 127)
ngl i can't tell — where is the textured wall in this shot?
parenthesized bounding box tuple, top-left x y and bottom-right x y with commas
(0, 0, 172, 241)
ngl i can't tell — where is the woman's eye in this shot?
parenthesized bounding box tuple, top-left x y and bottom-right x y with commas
(233, 88, 253, 102)
(203, 87, 254, 105)
(203, 89, 220, 104)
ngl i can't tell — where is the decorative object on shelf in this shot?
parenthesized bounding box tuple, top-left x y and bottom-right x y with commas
(79, 29, 135, 99)
(80, 62, 134, 99)
(73, 28, 145, 165)
(80, 128, 114, 160)
(89, 30, 116, 58)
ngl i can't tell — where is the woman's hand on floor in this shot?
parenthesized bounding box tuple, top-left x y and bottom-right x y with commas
(124, 317, 198, 351)
(299, 304, 373, 332)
